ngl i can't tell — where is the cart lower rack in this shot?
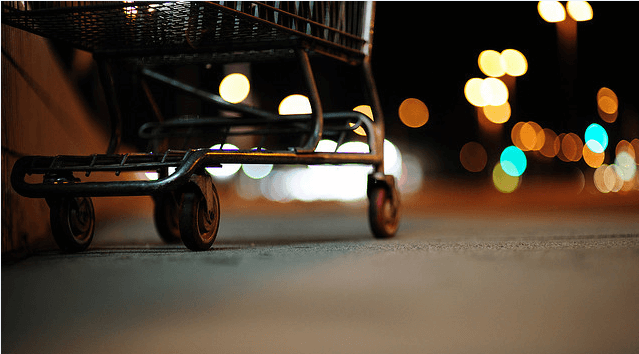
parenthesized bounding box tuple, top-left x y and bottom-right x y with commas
(4, 1, 400, 252)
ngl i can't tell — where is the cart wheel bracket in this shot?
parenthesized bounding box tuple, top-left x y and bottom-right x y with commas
(367, 172, 399, 209)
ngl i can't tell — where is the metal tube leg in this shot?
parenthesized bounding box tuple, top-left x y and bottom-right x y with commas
(96, 57, 122, 155)
(296, 48, 323, 153)
(361, 56, 385, 173)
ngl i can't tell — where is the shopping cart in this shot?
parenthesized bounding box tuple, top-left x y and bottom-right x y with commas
(4, 1, 400, 252)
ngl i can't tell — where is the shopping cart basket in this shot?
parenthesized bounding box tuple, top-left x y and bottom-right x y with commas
(4, 1, 400, 252)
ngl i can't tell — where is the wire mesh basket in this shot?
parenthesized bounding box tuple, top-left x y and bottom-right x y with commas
(2, 1, 372, 63)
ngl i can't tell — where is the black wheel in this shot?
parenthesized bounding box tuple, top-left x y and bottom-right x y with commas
(368, 186, 399, 239)
(153, 192, 182, 244)
(49, 197, 95, 252)
(179, 184, 220, 251)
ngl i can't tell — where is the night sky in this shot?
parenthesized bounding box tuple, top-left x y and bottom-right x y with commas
(371, 1, 639, 175)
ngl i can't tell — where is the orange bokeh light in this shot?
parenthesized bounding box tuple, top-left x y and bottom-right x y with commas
(511, 121, 526, 151)
(483, 102, 511, 124)
(460, 142, 488, 173)
(583, 144, 605, 168)
(597, 87, 619, 123)
(351, 105, 374, 136)
(539, 128, 559, 158)
(561, 133, 583, 162)
(398, 98, 429, 128)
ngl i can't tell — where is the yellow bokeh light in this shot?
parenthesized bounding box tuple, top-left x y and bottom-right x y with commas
(481, 78, 509, 106)
(583, 144, 605, 168)
(460, 141, 487, 173)
(483, 102, 511, 124)
(478, 50, 505, 77)
(464, 78, 486, 107)
(493, 163, 520, 193)
(538, 1, 566, 23)
(398, 98, 429, 128)
(351, 105, 374, 136)
(567, 1, 593, 21)
(278, 94, 312, 115)
(500, 49, 528, 77)
(219, 73, 250, 104)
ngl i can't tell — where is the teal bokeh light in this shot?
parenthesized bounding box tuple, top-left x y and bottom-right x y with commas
(584, 123, 608, 153)
(500, 146, 527, 177)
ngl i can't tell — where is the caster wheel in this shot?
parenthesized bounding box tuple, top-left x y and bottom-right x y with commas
(153, 192, 182, 244)
(368, 184, 399, 239)
(179, 183, 220, 251)
(49, 197, 95, 252)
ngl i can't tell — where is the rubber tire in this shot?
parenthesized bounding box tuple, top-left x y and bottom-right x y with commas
(153, 192, 182, 244)
(368, 187, 399, 239)
(179, 185, 220, 251)
(49, 197, 95, 253)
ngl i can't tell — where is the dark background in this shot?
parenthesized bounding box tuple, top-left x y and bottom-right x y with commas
(371, 1, 639, 176)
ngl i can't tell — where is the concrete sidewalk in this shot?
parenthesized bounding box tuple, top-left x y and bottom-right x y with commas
(3, 200, 639, 354)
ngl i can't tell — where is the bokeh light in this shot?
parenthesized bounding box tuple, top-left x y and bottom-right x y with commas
(511, 121, 526, 151)
(278, 94, 312, 115)
(597, 87, 619, 123)
(460, 141, 488, 172)
(383, 140, 403, 178)
(351, 105, 374, 136)
(584, 123, 608, 153)
(242, 148, 273, 180)
(562, 132, 583, 162)
(219, 73, 250, 104)
(614, 151, 637, 182)
(242, 164, 273, 179)
(538, 1, 566, 23)
(314, 139, 338, 153)
(567, 1, 593, 21)
(479, 50, 505, 77)
(539, 128, 559, 158)
(519, 122, 544, 151)
(594, 164, 623, 193)
(616, 140, 636, 162)
(500, 145, 527, 177)
(500, 49, 528, 76)
(259, 139, 404, 203)
(631, 139, 639, 162)
(464, 78, 486, 107)
(481, 78, 509, 106)
(583, 144, 605, 168)
(206, 144, 241, 179)
(493, 163, 520, 193)
(398, 98, 429, 128)
(483, 102, 511, 124)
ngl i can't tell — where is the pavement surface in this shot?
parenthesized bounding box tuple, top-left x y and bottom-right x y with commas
(3, 183, 639, 354)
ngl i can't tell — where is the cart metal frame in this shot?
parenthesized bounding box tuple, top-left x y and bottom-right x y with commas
(4, 1, 400, 252)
